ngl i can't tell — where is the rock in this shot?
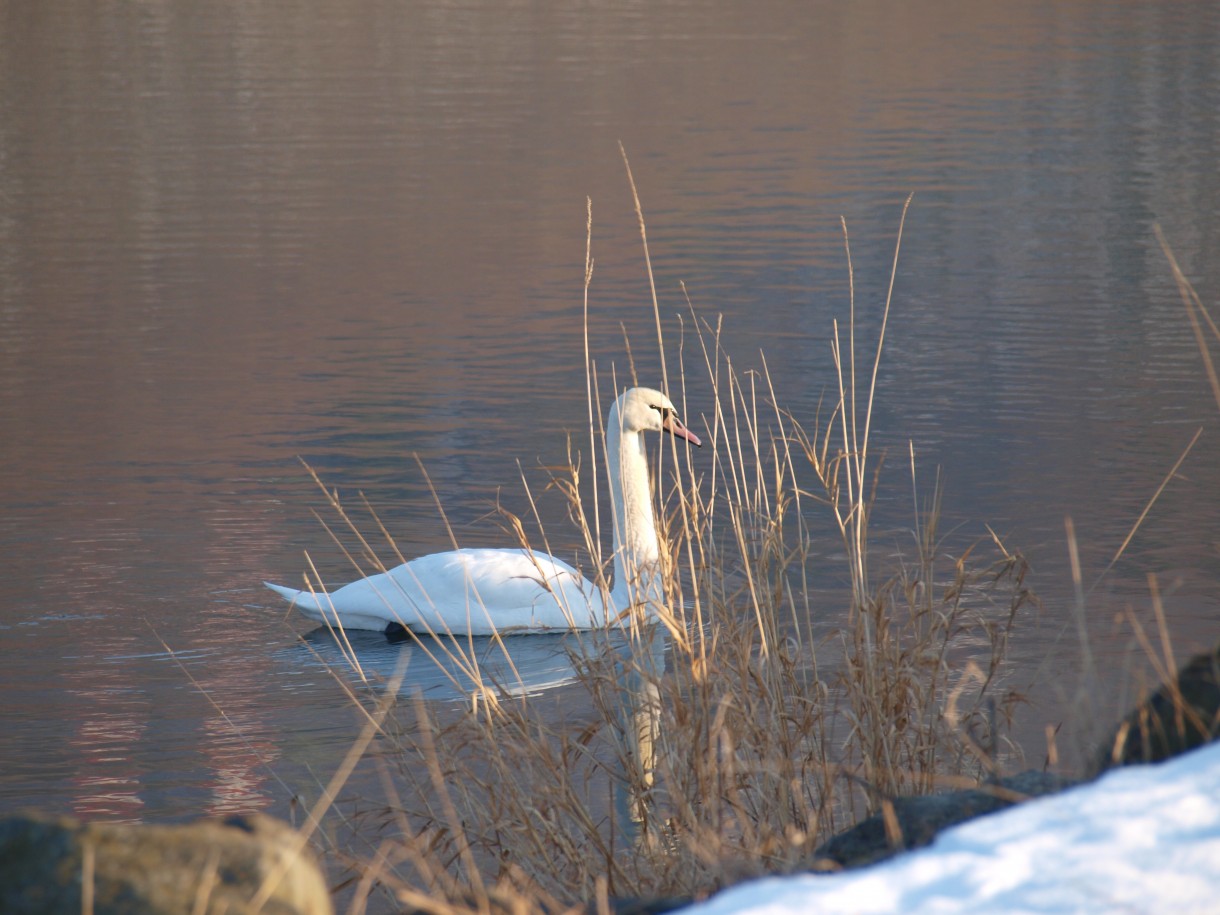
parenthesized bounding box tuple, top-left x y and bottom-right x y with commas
(0, 812, 332, 915)
(1095, 643, 1220, 773)
(812, 770, 1079, 870)
(602, 897, 694, 915)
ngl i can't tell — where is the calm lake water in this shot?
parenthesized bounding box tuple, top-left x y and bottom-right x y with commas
(2, 0, 1219, 831)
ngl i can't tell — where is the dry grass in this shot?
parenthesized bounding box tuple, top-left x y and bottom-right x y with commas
(292, 182, 1038, 914)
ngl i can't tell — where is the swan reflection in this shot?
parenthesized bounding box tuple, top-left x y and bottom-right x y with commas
(288, 621, 671, 846)
(292, 623, 667, 705)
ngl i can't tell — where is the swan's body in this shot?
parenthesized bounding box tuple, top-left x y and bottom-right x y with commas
(265, 387, 700, 636)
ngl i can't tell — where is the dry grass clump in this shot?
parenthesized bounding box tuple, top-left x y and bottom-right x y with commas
(298, 187, 1036, 914)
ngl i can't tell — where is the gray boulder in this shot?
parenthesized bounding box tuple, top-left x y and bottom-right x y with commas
(0, 812, 331, 915)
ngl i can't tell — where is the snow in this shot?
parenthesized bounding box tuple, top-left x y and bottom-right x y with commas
(681, 742, 1220, 915)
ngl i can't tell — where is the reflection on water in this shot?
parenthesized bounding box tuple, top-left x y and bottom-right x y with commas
(291, 624, 664, 703)
(301, 618, 673, 846)
(69, 692, 148, 823)
(201, 711, 280, 818)
(612, 635, 666, 847)
(58, 639, 291, 823)
(1, 0, 1219, 825)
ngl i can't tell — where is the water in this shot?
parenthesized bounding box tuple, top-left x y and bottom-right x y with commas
(2, 0, 1219, 826)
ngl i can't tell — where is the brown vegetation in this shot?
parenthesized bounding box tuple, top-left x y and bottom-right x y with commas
(296, 184, 1036, 914)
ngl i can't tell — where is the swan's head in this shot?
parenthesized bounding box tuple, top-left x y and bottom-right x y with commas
(614, 387, 702, 447)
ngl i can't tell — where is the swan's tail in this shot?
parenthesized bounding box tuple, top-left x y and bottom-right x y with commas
(264, 580, 397, 633)
(263, 581, 328, 618)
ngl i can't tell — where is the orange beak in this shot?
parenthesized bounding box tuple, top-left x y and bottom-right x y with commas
(663, 412, 702, 447)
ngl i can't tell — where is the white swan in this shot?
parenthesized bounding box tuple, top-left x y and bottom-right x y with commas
(264, 387, 701, 636)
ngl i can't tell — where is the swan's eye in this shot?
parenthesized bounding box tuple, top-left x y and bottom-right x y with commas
(650, 404, 672, 419)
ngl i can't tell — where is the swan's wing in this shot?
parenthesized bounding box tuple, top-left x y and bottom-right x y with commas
(273, 548, 606, 635)
(382, 548, 605, 634)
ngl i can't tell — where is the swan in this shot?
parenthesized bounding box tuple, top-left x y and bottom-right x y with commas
(264, 387, 702, 636)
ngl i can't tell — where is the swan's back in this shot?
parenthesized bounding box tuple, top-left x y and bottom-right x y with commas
(267, 548, 610, 635)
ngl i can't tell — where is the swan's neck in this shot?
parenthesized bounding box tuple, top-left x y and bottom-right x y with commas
(607, 408, 663, 611)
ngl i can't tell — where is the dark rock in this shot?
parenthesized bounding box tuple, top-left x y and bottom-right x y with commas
(0, 812, 332, 915)
(1095, 643, 1220, 773)
(603, 897, 694, 915)
(400, 891, 695, 915)
(813, 770, 1080, 870)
